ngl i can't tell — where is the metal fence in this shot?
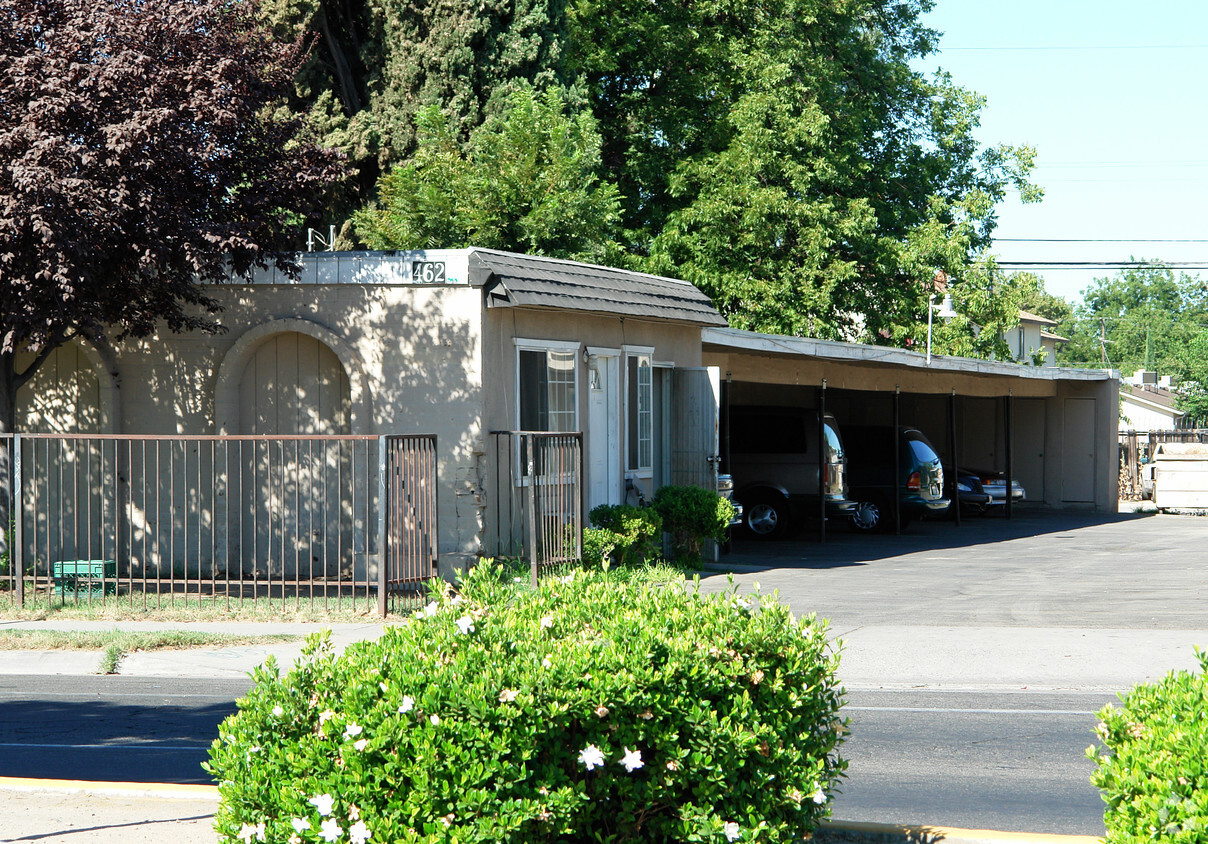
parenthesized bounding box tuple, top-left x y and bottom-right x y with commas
(488, 432, 583, 583)
(0, 434, 437, 616)
(1119, 429, 1208, 499)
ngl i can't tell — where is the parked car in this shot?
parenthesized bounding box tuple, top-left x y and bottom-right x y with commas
(969, 469, 1026, 510)
(930, 466, 994, 518)
(725, 405, 857, 539)
(841, 425, 949, 532)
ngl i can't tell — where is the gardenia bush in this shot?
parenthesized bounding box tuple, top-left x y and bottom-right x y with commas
(207, 562, 847, 843)
(1089, 648, 1208, 841)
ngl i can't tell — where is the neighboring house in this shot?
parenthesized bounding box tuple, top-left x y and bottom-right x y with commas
(14, 249, 727, 576)
(1004, 311, 1068, 367)
(1119, 370, 1186, 431)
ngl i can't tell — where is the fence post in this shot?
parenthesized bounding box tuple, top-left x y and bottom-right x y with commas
(526, 436, 538, 589)
(377, 435, 388, 618)
(13, 434, 22, 605)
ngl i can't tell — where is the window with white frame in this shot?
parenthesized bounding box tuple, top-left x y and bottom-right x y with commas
(517, 342, 578, 433)
(626, 351, 653, 473)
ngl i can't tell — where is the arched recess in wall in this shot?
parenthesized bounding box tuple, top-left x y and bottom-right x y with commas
(213, 319, 372, 435)
(15, 338, 120, 433)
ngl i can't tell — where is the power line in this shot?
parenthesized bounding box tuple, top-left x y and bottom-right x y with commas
(994, 238, 1208, 244)
(942, 44, 1208, 52)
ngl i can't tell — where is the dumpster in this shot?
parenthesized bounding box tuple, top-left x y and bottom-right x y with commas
(1152, 442, 1208, 511)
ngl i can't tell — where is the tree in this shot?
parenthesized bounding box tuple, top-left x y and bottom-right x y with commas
(568, 0, 1040, 339)
(353, 89, 622, 262)
(0, 0, 346, 434)
(1062, 262, 1208, 376)
(261, 0, 576, 230)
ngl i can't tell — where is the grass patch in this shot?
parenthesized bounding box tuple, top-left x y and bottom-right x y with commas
(0, 629, 302, 651)
(0, 595, 411, 623)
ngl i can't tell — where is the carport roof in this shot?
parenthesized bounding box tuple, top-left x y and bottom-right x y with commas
(702, 326, 1115, 382)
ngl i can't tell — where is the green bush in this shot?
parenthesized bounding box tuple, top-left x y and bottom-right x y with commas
(207, 562, 847, 844)
(651, 485, 737, 560)
(587, 504, 663, 567)
(1089, 648, 1208, 840)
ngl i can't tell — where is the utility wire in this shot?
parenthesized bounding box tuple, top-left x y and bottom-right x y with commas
(995, 238, 1208, 243)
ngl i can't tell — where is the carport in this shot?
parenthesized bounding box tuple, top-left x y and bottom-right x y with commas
(702, 327, 1119, 536)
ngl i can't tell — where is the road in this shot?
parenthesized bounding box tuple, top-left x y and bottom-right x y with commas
(1, 675, 1113, 834)
(0, 674, 250, 784)
(836, 688, 1112, 835)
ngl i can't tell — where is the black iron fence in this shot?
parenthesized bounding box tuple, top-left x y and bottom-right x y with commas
(0, 434, 437, 616)
(488, 432, 583, 583)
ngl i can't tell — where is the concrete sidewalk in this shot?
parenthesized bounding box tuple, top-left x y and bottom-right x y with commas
(0, 777, 1103, 844)
(0, 619, 387, 677)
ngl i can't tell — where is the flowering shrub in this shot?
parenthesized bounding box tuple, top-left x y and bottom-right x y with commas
(587, 504, 664, 567)
(207, 562, 846, 843)
(1088, 648, 1208, 840)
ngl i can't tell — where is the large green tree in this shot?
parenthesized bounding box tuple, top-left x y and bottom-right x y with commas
(262, 0, 575, 227)
(568, 0, 1040, 338)
(353, 89, 621, 261)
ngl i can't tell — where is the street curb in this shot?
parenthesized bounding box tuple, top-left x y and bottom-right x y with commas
(818, 820, 1102, 844)
(0, 776, 219, 801)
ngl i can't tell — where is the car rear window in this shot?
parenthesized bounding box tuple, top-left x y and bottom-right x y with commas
(905, 433, 939, 464)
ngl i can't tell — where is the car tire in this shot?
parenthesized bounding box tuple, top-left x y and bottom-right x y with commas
(849, 497, 884, 533)
(850, 495, 901, 533)
(743, 497, 789, 540)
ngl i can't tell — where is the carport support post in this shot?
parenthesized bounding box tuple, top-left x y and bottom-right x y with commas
(1005, 391, 1014, 520)
(893, 387, 901, 534)
(949, 389, 960, 528)
(818, 379, 826, 545)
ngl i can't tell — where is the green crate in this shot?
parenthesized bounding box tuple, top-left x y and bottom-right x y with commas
(52, 560, 117, 596)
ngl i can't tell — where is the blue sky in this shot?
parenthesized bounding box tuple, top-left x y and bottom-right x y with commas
(917, 0, 1208, 305)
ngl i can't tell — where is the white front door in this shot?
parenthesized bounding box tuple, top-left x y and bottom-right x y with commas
(586, 354, 621, 513)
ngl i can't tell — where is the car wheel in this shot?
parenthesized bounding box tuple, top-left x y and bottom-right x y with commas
(849, 498, 883, 533)
(744, 497, 789, 539)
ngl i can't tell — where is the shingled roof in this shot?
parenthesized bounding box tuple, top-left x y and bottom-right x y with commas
(469, 249, 728, 327)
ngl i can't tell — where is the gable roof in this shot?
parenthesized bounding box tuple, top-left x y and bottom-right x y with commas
(1018, 310, 1058, 326)
(470, 249, 728, 327)
(1121, 383, 1184, 416)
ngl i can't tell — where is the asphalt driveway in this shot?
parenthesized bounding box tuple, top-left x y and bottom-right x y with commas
(699, 507, 1208, 690)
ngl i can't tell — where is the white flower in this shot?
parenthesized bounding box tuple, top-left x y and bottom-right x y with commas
(272, 705, 284, 718)
(291, 818, 311, 833)
(450, 595, 464, 605)
(430, 714, 441, 726)
(309, 793, 336, 816)
(349, 819, 372, 844)
(540, 615, 553, 629)
(811, 785, 827, 804)
(559, 573, 575, 584)
(319, 817, 343, 842)
(456, 615, 475, 634)
(354, 738, 369, 751)
(499, 688, 518, 703)
(343, 723, 363, 739)
(578, 744, 606, 770)
(319, 710, 335, 724)
(289, 835, 302, 844)
(542, 656, 552, 669)
(619, 747, 643, 772)
(236, 821, 266, 843)
(415, 601, 439, 619)
(398, 696, 414, 714)
(723, 821, 742, 841)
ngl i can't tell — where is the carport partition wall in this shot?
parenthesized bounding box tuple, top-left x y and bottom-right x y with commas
(706, 328, 1119, 540)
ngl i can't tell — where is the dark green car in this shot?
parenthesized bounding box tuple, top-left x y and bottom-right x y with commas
(842, 425, 949, 533)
